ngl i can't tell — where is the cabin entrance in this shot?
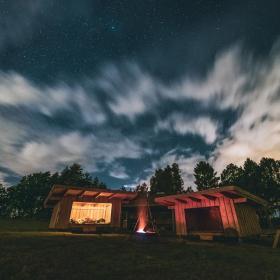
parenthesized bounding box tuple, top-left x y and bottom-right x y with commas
(185, 206, 224, 233)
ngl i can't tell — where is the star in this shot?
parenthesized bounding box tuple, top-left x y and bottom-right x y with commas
(110, 26, 117, 32)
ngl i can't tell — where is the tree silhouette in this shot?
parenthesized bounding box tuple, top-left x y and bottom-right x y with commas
(150, 163, 184, 194)
(194, 161, 219, 190)
(220, 163, 243, 187)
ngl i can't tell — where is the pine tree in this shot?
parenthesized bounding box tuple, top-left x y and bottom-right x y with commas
(150, 163, 184, 194)
(0, 184, 8, 216)
(220, 163, 243, 187)
(171, 163, 184, 193)
(194, 161, 219, 190)
(135, 182, 148, 192)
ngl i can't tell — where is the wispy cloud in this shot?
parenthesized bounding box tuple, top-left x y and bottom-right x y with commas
(109, 163, 129, 179)
(211, 44, 280, 172)
(0, 40, 279, 187)
(1, 130, 148, 178)
(155, 113, 219, 144)
(97, 63, 160, 121)
(0, 71, 106, 124)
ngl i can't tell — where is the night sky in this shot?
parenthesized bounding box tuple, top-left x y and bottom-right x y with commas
(0, 0, 280, 189)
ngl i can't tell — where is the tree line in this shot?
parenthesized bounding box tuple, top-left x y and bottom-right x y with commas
(194, 158, 280, 206)
(0, 163, 106, 218)
(135, 157, 280, 210)
(0, 157, 279, 219)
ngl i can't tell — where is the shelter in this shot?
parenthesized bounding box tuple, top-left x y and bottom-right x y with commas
(44, 185, 137, 232)
(155, 186, 267, 239)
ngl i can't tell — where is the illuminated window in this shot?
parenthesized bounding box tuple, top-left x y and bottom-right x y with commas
(70, 202, 112, 224)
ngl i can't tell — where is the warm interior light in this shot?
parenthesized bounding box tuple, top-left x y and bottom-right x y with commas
(70, 202, 112, 224)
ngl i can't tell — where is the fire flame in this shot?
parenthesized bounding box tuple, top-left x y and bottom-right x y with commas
(136, 196, 148, 233)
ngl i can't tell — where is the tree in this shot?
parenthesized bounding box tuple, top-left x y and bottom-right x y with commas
(0, 184, 8, 216)
(240, 158, 260, 194)
(171, 163, 184, 193)
(150, 168, 164, 194)
(150, 163, 184, 194)
(194, 161, 219, 190)
(258, 158, 280, 203)
(120, 186, 127, 191)
(58, 164, 107, 189)
(6, 172, 55, 218)
(135, 182, 148, 193)
(220, 163, 243, 187)
(184, 186, 194, 193)
(5, 163, 107, 218)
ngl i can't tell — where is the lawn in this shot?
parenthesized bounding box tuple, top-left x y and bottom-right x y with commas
(0, 219, 279, 280)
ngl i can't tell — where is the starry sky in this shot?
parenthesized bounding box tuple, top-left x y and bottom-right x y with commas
(0, 0, 280, 189)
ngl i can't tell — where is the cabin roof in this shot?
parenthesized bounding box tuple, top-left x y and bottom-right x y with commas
(44, 184, 138, 208)
(155, 186, 267, 206)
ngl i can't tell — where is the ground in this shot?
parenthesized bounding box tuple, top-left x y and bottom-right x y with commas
(0, 219, 279, 280)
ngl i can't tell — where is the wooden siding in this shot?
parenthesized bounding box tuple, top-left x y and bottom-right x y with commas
(49, 202, 60, 229)
(172, 197, 242, 236)
(218, 197, 240, 235)
(110, 199, 122, 227)
(235, 204, 261, 237)
(174, 202, 187, 236)
(56, 196, 74, 229)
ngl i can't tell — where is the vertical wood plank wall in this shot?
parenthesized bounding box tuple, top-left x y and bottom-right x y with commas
(235, 204, 261, 237)
(49, 202, 60, 229)
(218, 197, 240, 235)
(172, 198, 262, 237)
(56, 196, 74, 229)
(110, 199, 122, 227)
(174, 202, 187, 236)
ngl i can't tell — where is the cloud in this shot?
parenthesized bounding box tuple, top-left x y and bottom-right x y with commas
(0, 39, 280, 188)
(211, 46, 280, 172)
(109, 164, 129, 179)
(173, 46, 248, 108)
(95, 47, 247, 122)
(0, 130, 148, 178)
(0, 71, 106, 124)
(155, 113, 219, 144)
(0, 171, 8, 187)
(124, 42, 279, 186)
(97, 63, 160, 120)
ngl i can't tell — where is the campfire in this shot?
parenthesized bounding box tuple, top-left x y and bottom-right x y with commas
(134, 194, 157, 235)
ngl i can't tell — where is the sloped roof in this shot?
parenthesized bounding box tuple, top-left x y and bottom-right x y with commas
(155, 186, 267, 206)
(44, 184, 138, 208)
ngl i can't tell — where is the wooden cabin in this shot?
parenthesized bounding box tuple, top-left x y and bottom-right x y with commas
(44, 185, 137, 232)
(155, 186, 267, 239)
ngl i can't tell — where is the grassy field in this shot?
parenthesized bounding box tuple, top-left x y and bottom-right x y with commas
(0, 219, 280, 280)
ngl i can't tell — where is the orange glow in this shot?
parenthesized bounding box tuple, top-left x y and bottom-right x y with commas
(70, 202, 112, 224)
(136, 196, 148, 233)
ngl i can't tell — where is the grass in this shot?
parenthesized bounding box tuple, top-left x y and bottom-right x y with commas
(0, 219, 280, 280)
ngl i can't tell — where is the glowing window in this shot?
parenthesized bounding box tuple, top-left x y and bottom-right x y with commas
(70, 202, 112, 224)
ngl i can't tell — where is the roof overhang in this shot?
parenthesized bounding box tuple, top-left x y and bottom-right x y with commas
(154, 186, 267, 207)
(44, 184, 138, 208)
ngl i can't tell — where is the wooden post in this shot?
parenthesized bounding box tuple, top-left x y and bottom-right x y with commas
(273, 230, 280, 249)
(49, 202, 60, 229)
(174, 202, 187, 236)
(56, 196, 74, 229)
(219, 197, 240, 236)
(110, 199, 122, 227)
